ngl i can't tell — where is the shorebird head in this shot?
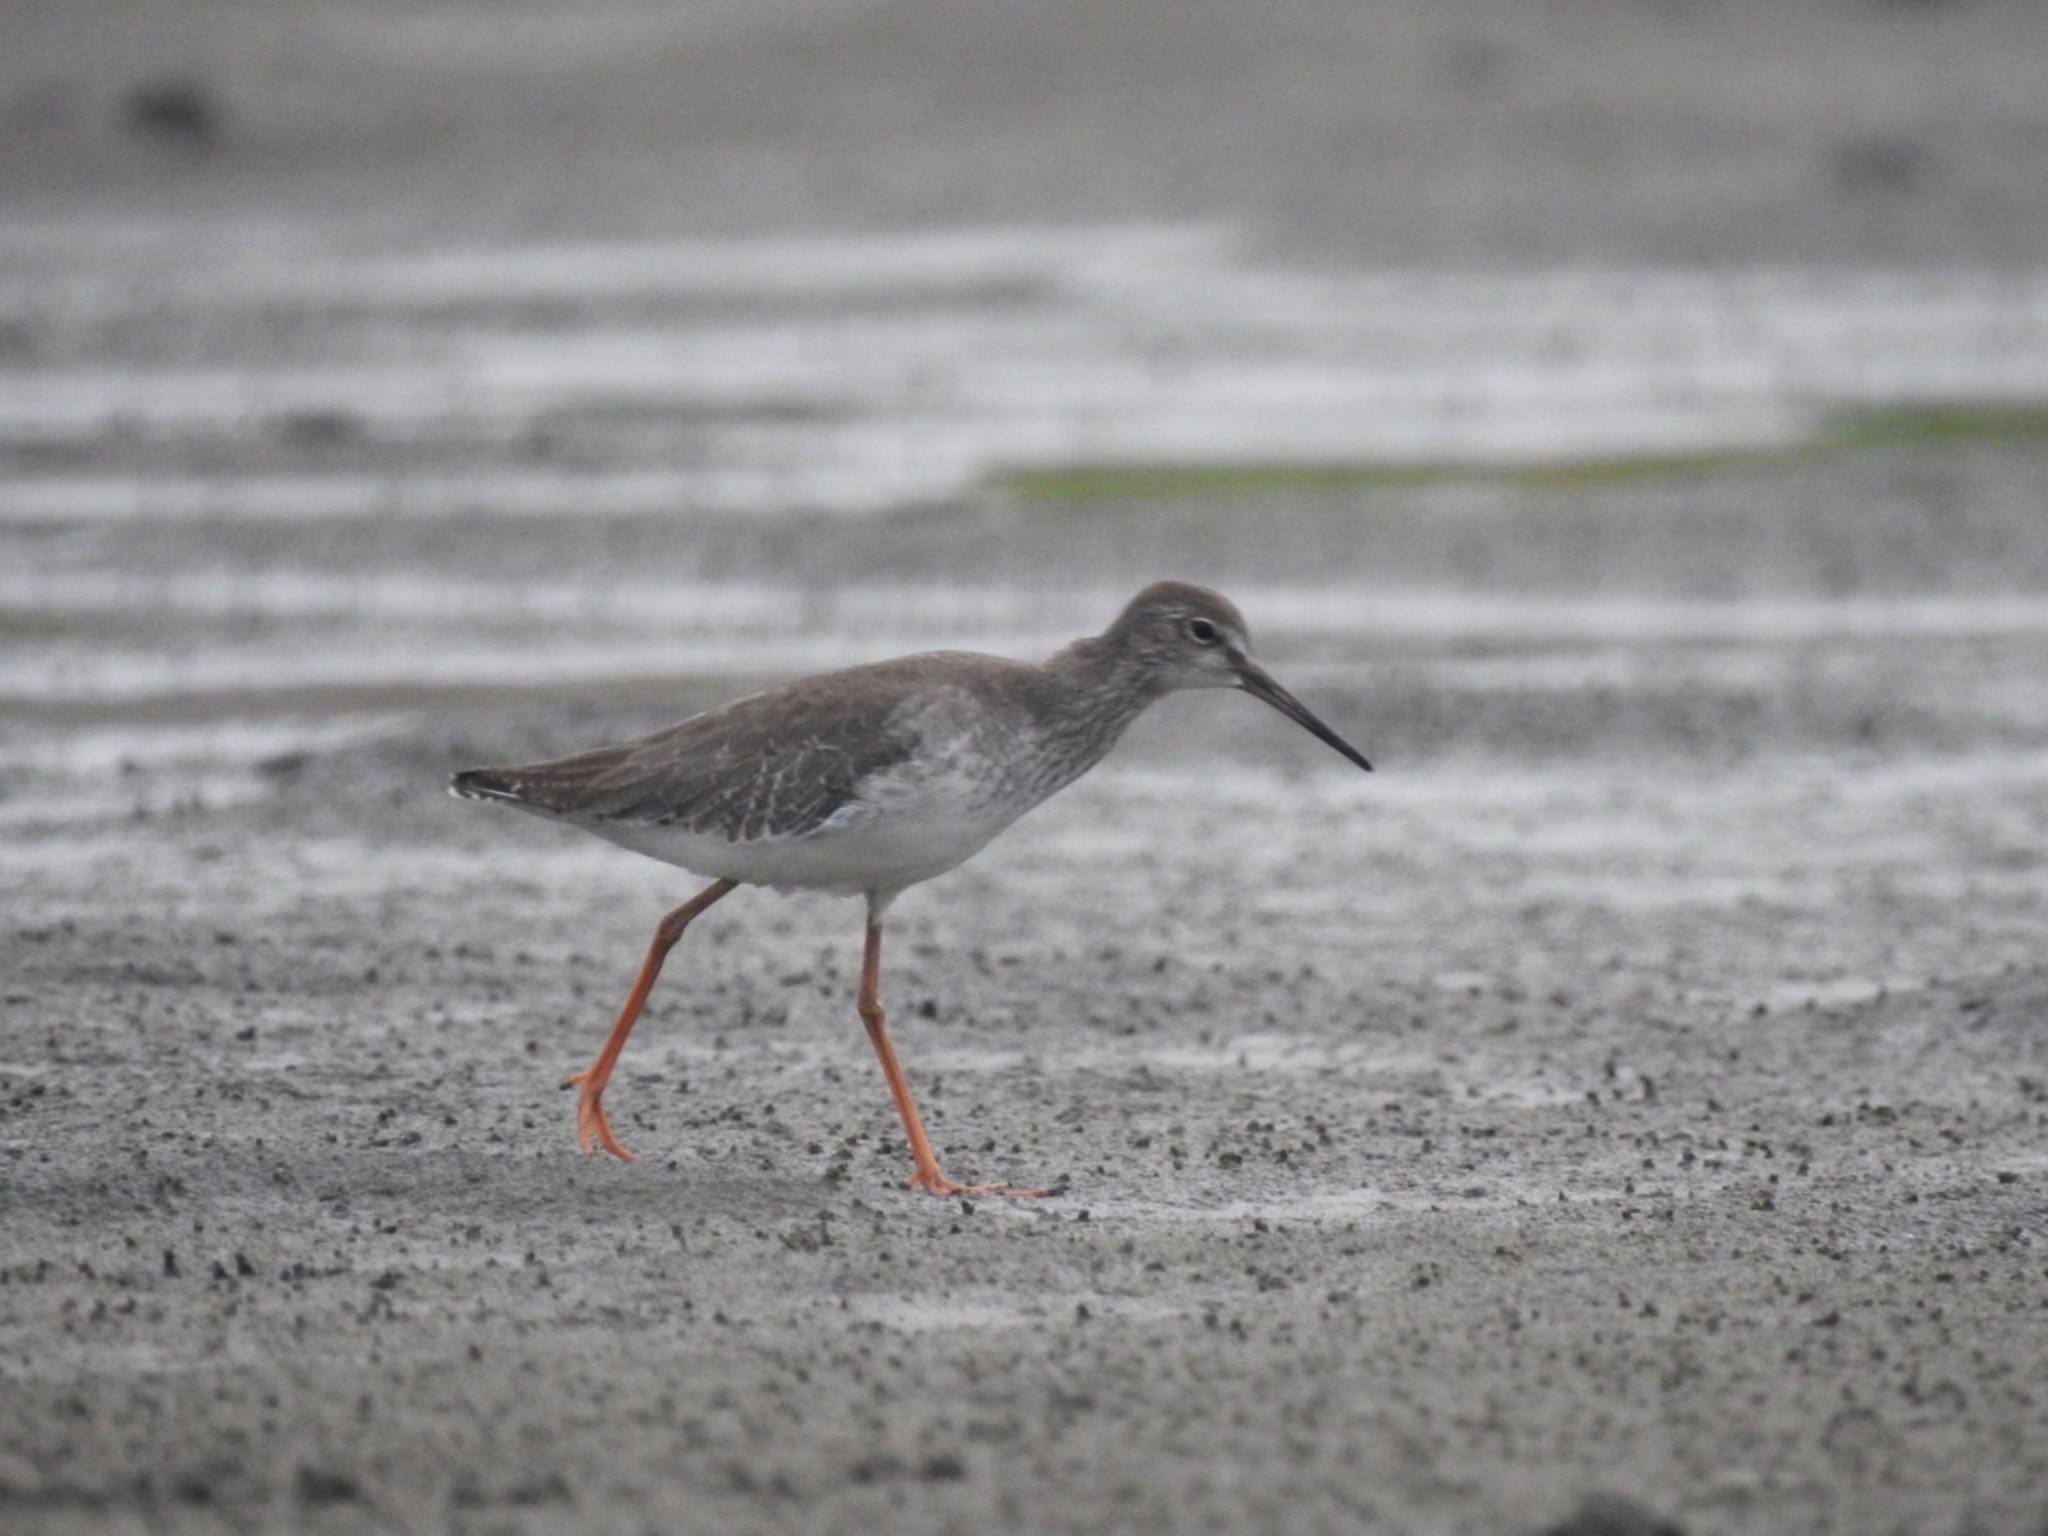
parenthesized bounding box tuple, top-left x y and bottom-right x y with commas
(1108, 581, 1373, 772)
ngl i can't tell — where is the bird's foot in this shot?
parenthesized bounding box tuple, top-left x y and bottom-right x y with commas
(907, 1164, 1045, 1199)
(561, 1069, 636, 1162)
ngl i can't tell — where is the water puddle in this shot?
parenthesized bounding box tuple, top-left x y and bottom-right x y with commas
(9, 579, 2048, 711)
(1084, 1177, 1623, 1226)
(1762, 976, 1925, 1011)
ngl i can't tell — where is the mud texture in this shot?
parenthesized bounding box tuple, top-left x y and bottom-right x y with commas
(7, 591, 2048, 1535)
(5, 2, 2048, 1534)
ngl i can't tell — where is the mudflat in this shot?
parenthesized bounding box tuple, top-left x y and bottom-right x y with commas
(7, 526, 2047, 1535)
(4, 2, 2048, 1533)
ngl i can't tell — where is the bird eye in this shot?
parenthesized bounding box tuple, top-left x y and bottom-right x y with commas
(1184, 617, 1222, 646)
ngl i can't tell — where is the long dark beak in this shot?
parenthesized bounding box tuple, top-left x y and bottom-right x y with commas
(1235, 658, 1373, 773)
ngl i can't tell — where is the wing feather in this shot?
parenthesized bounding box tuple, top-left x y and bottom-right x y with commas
(448, 659, 972, 842)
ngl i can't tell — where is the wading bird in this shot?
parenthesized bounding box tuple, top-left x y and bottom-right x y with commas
(450, 580, 1371, 1196)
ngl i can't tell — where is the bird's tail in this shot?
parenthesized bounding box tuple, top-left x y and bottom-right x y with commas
(448, 767, 527, 805)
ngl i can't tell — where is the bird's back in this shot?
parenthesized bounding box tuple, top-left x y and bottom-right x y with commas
(450, 649, 1044, 847)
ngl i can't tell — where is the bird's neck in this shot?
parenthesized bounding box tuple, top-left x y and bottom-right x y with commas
(1034, 635, 1171, 760)
(949, 636, 1164, 813)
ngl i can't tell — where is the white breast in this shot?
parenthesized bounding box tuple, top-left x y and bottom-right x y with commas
(582, 727, 1042, 902)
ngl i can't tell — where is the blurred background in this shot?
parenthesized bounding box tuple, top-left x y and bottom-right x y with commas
(5, 0, 2048, 783)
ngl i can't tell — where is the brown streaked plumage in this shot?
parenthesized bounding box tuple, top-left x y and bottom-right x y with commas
(451, 580, 1371, 1196)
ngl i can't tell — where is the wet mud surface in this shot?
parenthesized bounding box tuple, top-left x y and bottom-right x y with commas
(5, 2, 2048, 1532)
(6, 640, 2047, 1534)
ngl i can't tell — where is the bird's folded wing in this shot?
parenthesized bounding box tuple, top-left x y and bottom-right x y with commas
(457, 678, 922, 844)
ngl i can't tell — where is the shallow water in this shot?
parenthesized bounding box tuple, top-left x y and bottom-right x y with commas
(3, 224, 2046, 509)
(3, 215, 2045, 773)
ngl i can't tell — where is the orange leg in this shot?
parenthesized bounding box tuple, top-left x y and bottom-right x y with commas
(857, 920, 1043, 1199)
(564, 878, 739, 1161)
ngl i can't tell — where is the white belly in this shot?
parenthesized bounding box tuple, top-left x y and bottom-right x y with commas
(587, 809, 1000, 897)
(580, 750, 1038, 904)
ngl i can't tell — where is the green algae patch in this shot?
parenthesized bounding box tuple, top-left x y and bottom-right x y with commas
(995, 401, 2048, 503)
(997, 462, 1456, 501)
(1821, 402, 2048, 450)
(995, 450, 1789, 502)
